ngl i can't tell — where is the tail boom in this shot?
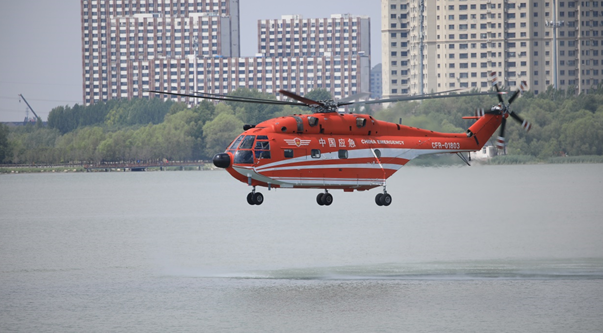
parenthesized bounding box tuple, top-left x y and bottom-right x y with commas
(465, 113, 503, 151)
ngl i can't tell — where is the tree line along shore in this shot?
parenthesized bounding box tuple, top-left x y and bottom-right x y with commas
(1, 87, 602, 169)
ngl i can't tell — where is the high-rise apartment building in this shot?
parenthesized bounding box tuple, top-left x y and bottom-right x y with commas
(82, 1, 371, 106)
(381, 0, 603, 99)
(256, 14, 371, 99)
(370, 63, 383, 98)
(81, 0, 240, 105)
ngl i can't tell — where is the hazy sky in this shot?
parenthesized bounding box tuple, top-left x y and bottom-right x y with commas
(0, 0, 381, 122)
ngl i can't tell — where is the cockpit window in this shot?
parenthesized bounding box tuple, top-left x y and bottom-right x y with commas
(239, 135, 255, 149)
(228, 135, 244, 150)
(255, 141, 271, 159)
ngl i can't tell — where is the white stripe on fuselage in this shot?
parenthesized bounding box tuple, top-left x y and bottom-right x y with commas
(233, 148, 469, 188)
(254, 148, 414, 172)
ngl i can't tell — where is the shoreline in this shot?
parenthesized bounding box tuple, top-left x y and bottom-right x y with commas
(0, 163, 216, 174)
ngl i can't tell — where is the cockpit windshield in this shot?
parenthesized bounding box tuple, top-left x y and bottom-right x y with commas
(227, 135, 244, 150)
(233, 135, 256, 164)
(230, 135, 271, 164)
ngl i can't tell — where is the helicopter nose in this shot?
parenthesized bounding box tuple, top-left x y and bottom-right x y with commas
(213, 153, 231, 168)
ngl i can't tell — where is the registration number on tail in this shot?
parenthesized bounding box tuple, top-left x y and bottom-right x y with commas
(432, 142, 461, 149)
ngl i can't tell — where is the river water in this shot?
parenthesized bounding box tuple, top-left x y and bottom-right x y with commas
(1, 164, 602, 332)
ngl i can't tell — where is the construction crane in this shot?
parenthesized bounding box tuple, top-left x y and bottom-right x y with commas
(18, 94, 41, 123)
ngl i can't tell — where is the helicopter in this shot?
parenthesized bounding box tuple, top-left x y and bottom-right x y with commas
(150, 75, 531, 206)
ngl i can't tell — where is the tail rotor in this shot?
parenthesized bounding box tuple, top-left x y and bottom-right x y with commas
(487, 74, 531, 152)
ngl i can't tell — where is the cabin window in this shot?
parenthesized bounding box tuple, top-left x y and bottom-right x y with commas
(308, 116, 319, 127)
(284, 149, 294, 158)
(338, 150, 348, 159)
(234, 150, 254, 164)
(239, 135, 256, 149)
(311, 149, 321, 158)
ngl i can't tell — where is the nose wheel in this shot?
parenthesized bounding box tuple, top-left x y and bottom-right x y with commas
(375, 191, 392, 206)
(247, 187, 264, 205)
(316, 190, 333, 206)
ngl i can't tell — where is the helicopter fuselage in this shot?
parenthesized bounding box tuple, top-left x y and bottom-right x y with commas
(214, 111, 503, 191)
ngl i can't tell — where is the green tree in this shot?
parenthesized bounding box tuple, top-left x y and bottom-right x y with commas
(225, 88, 283, 124)
(55, 126, 106, 163)
(0, 123, 11, 163)
(202, 113, 244, 156)
(97, 130, 134, 162)
(305, 88, 333, 101)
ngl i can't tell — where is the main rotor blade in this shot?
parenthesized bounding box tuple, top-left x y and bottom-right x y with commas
(337, 92, 370, 104)
(278, 89, 323, 106)
(353, 91, 497, 106)
(338, 88, 466, 106)
(148, 90, 306, 106)
(195, 90, 297, 104)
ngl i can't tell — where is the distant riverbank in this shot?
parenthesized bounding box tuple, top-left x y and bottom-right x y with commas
(400, 154, 603, 167)
(0, 163, 215, 174)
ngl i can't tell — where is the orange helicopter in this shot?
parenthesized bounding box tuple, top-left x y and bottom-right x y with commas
(150, 78, 530, 206)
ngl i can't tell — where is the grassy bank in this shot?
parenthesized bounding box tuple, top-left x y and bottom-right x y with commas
(546, 155, 603, 164)
(485, 155, 603, 165)
(0, 163, 214, 174)
(0, 166, 87, 174)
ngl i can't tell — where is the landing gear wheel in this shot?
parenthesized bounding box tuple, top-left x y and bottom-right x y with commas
(316, 192, 333, 206)
(375, 193, 384, 206)
(252, 192, 264, 205)
(316, 193, 325, 206)
(247, 191, 264, 205)
(322, 192, 333, 206)
(381, 193, 392, 206)
(375, 193, 392, 206)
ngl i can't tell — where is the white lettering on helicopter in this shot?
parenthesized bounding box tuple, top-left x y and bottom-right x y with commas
(431, 142, 461, 149)
(360, 139, 405, 145)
